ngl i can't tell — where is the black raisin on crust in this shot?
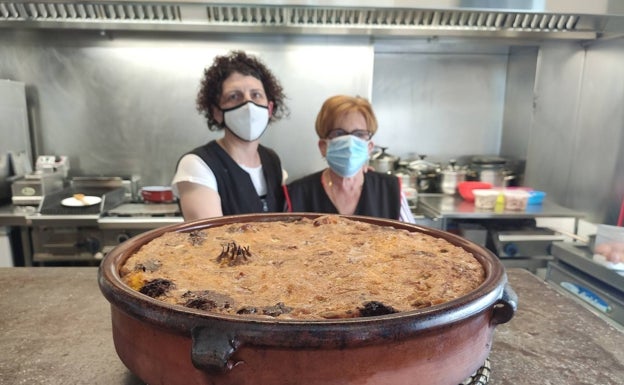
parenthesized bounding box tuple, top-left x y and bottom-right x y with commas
(188, 230, 207, 246)
(181, 290, 233, 311)
(139, 278, 175, 298)
(262, 302, 293, 317)
(358, 301, 399, 317)
(236, 306, 258, 315)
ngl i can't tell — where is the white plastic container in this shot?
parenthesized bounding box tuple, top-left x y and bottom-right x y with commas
(473, 189, 499, 210)
(503, 190, 529, 211)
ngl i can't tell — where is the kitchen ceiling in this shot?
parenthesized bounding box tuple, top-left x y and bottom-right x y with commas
(1, 0, 624, 41)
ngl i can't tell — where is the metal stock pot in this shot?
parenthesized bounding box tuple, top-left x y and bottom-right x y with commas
(408, 155, 441, 192)
(441, 159, 467, 195)
(468, 156, 514, 187)
(98, 213, 517, 385)
(369, 146, 399, 173)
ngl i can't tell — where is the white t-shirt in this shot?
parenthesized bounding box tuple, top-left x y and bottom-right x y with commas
(171, 154, 267, 197)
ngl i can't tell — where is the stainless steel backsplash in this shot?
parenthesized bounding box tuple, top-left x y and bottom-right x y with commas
(1, 30, 622, 224)
(0, 31, 375, 184)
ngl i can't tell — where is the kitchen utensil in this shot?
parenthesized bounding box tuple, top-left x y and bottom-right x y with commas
(99, 213, 516, 385)
(468, 156, 514, 187)
(369, 146, 399, 173)
(457, 181, 492, 201)
(140, 186, 175, 203)
(440, 159, 467, 195)
(408, 155, 441, 193)
(392, 161, 418, 201)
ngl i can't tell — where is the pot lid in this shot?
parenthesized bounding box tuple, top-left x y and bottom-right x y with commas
(408, 155, 439, 173)
(441, 159, 467, 174)
(371, 147, 398, 162)
(471, 156, 507, 165)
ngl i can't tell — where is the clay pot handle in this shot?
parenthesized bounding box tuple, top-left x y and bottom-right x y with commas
(491, 283, 518, 325)
(191, 327, 242, 373)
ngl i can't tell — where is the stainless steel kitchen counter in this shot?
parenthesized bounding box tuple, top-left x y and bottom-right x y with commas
(0, 268, 622, 384)
(0, 203, 184, 229)
(417, 194, 586, 220)
(0, 204, 36, 226)
(416, 194, 586, 229)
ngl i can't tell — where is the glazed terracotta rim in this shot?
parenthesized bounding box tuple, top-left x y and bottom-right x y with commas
(98, 212, 509, 349)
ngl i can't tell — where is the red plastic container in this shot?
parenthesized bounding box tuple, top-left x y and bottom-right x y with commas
(140, 186, 175, 203)
(457, 181, 493, 202)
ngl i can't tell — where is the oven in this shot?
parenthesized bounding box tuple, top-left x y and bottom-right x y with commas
(454, 218, 566, 273)
(28, 178, 181, 265)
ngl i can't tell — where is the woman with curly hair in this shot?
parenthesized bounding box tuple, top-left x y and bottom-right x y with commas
(172, 50, 289, 220)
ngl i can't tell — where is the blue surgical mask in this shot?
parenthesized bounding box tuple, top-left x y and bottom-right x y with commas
(325, 135, 370, 177)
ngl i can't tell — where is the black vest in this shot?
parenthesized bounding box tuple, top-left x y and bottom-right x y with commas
(286, 170, 401, 219)
(183, 140, 285, 216)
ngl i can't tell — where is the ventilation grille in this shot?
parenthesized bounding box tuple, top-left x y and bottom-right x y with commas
(0, 2, 181, 22)
(206, 6, 580, 31)
(0, 2, 588, 34)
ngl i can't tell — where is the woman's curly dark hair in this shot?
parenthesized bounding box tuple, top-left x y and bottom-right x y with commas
(196, 50, 289, 131)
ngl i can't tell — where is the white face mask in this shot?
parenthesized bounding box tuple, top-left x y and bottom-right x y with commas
(222, 101, 270, 142)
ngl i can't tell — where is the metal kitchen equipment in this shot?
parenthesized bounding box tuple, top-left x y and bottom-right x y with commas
(0, 80, 32, 203)
(27, 172, 180, 264)
(10, 155, 69, 205)
(468, 156, 512, 187)
(11, 171, 65, 205)
(0, 153, 12, 203)
(481, 219, 565, 272)
(547, 242, 624, 328)
(491, 229, 566, 258)
(71, 175, 141, 202)
(30, 186, 126, 262)
(440, 159, 467, 195)
(408, 155, 441, 193)
(1, 1, 620, 41)
(369, 146, 399, 173)
(392, 161, 418, 203)
(416, 193, 585, 272)
(35, 155, 70, 178)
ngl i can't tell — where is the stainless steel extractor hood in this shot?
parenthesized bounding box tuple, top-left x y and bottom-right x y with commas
(1, 0, 624, 41)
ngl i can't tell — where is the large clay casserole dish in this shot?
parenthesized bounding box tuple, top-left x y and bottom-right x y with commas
(98, 213, 517, 385)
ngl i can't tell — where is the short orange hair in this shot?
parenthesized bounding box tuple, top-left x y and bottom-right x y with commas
(315, 95, 378, 139)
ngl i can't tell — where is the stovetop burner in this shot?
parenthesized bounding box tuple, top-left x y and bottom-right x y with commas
(460, 358, 491, 385)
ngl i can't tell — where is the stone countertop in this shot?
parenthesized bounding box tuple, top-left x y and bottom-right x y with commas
(0, 268, 622, 385)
